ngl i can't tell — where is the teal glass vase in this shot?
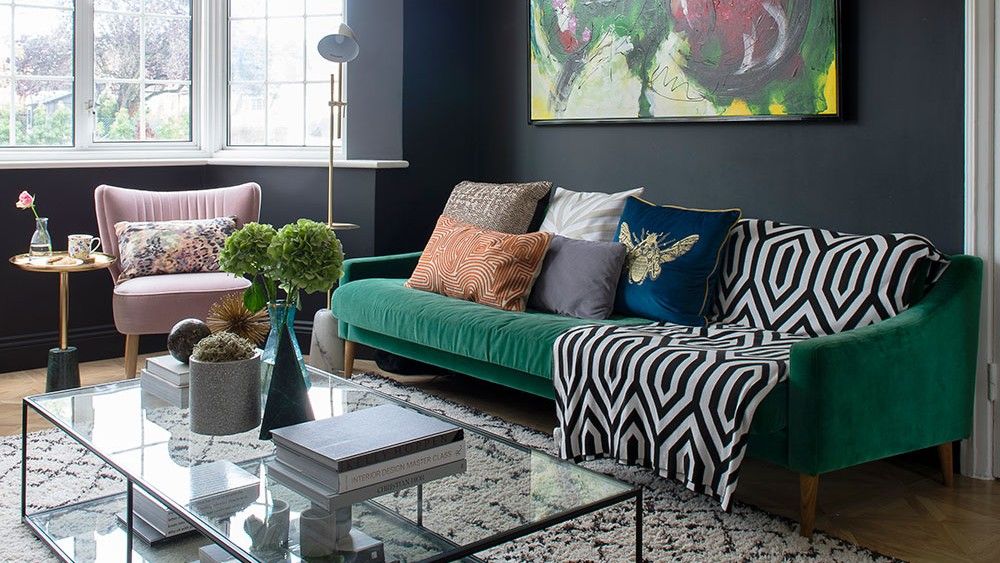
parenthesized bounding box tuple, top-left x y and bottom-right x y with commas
(261, 301, 310, 403)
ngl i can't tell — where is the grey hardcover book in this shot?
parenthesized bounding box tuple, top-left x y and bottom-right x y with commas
(145, 355, 190, 386)
(116, 511, 198, 545)
(270, 404, 464, 472)
(267, 458, 467, 513)
(140, 369, 188, 409)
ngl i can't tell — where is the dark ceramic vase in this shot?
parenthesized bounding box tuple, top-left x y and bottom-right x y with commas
(259, 327, 315, 440)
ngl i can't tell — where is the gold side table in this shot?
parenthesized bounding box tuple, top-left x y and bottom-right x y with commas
(9, 252, 116, 392)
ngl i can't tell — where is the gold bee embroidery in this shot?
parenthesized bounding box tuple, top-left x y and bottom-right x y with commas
(619, 222, 700, 285)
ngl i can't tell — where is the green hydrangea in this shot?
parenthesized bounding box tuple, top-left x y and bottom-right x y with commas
(219, 222, 277, 277)
(269, 219, 344, 296)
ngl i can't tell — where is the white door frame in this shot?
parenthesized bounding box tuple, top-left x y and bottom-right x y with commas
(963, 0, 998, 479)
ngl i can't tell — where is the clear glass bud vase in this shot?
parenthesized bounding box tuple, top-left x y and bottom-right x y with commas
(30, 217, 52, 258)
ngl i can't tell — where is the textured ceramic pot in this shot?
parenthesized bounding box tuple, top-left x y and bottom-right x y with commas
(189, 351, 261, 436)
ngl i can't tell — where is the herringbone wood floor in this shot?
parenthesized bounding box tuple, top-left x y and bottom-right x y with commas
(3, 356, 999, 562)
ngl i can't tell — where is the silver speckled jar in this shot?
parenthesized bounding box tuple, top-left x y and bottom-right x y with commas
(189, 352, 261, 436)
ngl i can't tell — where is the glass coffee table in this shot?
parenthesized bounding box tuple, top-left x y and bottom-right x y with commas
(22, 368, 642, 562)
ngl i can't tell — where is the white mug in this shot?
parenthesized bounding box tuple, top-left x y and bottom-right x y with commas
(68, 234, 101, 259)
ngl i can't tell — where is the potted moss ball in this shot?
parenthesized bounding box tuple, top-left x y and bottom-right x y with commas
(189, 332, 262, 436)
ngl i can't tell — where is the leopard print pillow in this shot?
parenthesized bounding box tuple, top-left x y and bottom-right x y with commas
(114, 217, 237, 281)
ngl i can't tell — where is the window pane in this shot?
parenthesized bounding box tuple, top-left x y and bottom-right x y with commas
(94, 1, 191, 143)
(14, 80, 72, 146)
(0, 79, 11, 146)
(228, 0, 345, 148)
(95, 14, 140, 79)
(267, 83, 303, 145)
(94, 82, 140, 141)
(267, 0, 303, 17)
(95, 0, 140, 11)
(14, 7, 72, 76)
(0, 6, 10, 75)
(229, 18, 265, 82)
(19, 0, 73, 8)
(305, 81, 329, 147)
(230, 0, 264, 18)
(267, 17, 304, 82)
(2, 2, 73, 148)
(145, 0, 189, 16)
(145, 83, 189, 140)
(306, 16, 343, 82)
(145, 16, 190, 80)
(229, 83, 265, 145)
(305, 0, 341, 16)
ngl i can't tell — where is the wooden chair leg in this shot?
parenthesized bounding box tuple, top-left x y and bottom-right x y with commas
(343, 340, 355, 379)
(800, 473, 819, 538)
(938, 442, 954, 487)
(124, 334, 140, 379)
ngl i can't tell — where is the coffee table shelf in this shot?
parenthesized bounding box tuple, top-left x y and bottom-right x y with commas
(23, 368, 642, 562)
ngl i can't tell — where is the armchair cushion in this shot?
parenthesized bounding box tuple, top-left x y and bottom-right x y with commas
(113, 273, 249, 335)
(114, 216, 236, 281)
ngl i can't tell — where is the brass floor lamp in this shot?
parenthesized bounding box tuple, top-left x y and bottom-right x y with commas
(318, 24, 360, 307)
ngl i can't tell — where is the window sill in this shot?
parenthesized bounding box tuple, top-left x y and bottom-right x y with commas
(0, 155, 409, 170)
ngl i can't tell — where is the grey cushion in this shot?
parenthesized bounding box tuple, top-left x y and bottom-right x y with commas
(529, 235, 626, 320)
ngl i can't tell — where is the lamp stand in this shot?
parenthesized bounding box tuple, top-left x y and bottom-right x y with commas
(327, 63, 358, 308)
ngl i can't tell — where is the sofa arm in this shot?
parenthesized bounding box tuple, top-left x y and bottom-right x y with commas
(786, 255, 983, 475)
(340, 252, 421, 284)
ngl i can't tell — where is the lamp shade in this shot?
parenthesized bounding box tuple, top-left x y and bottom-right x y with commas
(317, 23, 359, 63)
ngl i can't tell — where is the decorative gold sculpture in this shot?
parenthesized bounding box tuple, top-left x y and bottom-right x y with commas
(206, 293, 270, 346)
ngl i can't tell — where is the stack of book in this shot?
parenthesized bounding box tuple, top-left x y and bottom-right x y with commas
(119, 460, 259, 545)
(268, 404, 466, 513)
(140, 355, 190, 408)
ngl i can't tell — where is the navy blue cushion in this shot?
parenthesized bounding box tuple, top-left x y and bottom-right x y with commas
(614, 198, 741, 326)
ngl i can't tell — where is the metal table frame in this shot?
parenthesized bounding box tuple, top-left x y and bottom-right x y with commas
(21, 373, 644, 562)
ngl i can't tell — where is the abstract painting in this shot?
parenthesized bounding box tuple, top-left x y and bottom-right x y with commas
(529, 0, 840, 123)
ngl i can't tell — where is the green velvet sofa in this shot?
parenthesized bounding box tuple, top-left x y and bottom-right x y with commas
(331, 251, 982, 537)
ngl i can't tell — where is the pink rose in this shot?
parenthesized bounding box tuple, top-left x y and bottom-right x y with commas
(15, 190, 34, 210)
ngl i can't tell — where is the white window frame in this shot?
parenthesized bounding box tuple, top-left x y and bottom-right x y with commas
(0, 0, 349, 167)
(213, 0, 344, 163)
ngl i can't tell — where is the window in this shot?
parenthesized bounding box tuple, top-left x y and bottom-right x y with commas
(228, 0, 344, 147)
(0, 0, 362, 162)
(93, 0, 192, 142)
(0, 0, 75, 147)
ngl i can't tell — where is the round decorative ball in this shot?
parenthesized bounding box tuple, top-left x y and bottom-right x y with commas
(167, 319, 211, 363)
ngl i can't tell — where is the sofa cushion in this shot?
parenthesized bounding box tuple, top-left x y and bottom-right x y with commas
(539, 186, 644, 242)
(333, 278, 648, 379)
(614, 197, 741, 326)
(406, 216, 552, 312)
(713, 219, 949, 336)
(528, 235, 626, 320)
(113, 273, 250, 334)
(442, 180, 552, 234)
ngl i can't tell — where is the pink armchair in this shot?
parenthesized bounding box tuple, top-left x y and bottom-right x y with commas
(95, 183, 262, 377)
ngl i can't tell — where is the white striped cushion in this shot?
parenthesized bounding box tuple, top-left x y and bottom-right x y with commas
(539, 187, 644, 242)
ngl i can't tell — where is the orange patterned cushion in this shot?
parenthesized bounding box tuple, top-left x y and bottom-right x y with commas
(406, 216, 552, 312)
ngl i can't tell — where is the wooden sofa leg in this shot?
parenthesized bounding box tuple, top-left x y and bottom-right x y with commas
(124, 334, 140, 379)
(938, 442, 954, 487)
(343, 340, 355, 379)
(800, 474, 819, 538)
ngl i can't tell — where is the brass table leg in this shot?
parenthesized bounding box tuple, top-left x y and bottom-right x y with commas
(47, 271, 79, 392)
(59, 271, 68, 350)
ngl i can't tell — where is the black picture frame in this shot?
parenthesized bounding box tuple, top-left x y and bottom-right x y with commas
(527, 0, 843, 125)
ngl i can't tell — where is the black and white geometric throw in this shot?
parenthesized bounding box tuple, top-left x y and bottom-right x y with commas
(554, 323, 808, 509)
(712, 219, 948, 337)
